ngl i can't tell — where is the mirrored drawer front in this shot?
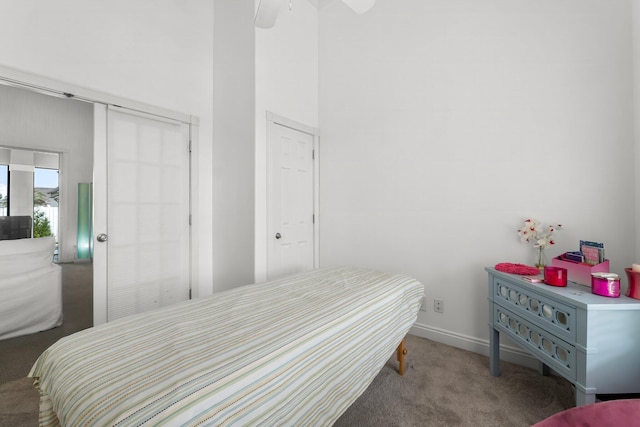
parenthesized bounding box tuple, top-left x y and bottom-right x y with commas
(494, 305, 576, 381)
(493, 278, 576, 341)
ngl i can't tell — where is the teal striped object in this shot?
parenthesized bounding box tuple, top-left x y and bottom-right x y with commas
(30, 266, 424, 427)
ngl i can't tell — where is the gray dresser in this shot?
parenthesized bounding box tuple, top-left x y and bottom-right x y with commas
(486, 267, 640, 406)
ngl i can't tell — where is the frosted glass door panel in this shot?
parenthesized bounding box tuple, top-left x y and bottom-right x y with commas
(106, 107, 190, 321)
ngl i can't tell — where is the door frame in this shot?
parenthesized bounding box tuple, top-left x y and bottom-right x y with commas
(255, 111, 319, 283)
(0, 64, 206, 325)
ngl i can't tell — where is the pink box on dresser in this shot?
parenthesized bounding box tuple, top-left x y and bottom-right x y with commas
(551, 256, 610, 286)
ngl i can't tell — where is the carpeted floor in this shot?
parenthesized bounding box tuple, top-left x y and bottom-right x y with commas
(334, 334, 574, 426)
(0, 263, 93, 385)
(0, 263, 576, 426)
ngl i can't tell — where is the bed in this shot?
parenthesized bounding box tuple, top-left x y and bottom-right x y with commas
(29, 265, 424, 427)
(0, 236, 62, 340)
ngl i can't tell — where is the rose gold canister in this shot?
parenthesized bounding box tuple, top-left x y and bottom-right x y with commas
(624, 268, 640, 300)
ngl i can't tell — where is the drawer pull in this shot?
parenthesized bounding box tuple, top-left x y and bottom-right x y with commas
(530, 331, 540, 345)
(556, 347, 568, 362)
(542, 304, 553, 319)
(556, 312, 568, 326)
(529, 299, 540, 311)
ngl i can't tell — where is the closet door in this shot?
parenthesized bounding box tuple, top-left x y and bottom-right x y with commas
(266, 120, 316, 280)
(94, 105, 191, 324)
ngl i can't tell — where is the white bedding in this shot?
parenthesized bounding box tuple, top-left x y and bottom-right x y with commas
(0, 237, 62, 340)
(29, 266, 424, 426)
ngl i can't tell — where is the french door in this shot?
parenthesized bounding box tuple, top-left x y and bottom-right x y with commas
(93, 105, 191, 324)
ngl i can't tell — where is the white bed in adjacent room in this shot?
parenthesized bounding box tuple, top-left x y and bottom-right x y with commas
(0, 236, 62, 340)
(29, 265, 423, 427)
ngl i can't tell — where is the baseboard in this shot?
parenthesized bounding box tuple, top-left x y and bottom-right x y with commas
(409, 321, 540, 371)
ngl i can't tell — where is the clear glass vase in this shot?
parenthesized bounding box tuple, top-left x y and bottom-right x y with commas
(535, 247, 546, 270)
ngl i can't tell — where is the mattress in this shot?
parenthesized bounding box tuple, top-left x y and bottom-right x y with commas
(29, 266, 424, 426)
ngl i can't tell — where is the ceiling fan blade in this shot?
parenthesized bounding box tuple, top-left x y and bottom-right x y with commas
(340, 0, 375, 14)
(255, 0, 287, 29)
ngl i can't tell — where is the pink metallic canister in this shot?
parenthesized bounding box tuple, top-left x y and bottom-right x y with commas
(591, 273, 620, 298)
(624, 268, 640, 300)
(544, 266, 568, 287)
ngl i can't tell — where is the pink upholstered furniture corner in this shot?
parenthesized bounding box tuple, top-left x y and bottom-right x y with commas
(533, 399, 640, 426)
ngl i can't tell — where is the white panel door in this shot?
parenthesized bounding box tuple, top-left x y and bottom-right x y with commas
(94, 106, 190, 323)
(267, 122, 315, 280)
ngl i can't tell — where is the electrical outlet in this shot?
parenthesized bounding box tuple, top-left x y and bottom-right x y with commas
(434, 298, 444, 313)
(419, 297, 427, 312)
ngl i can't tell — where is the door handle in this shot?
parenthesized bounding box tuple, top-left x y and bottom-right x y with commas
(275, 233, 282, 239)
(97, 233, 108, 242)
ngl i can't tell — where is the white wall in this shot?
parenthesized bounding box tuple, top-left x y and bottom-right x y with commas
(0, 84, 93, 262)
(254, 0, 319, 282)
(2, 0, 635, 359)
(633, 0, 640, 258)
(211, 0, 319, 288)
(0, 0, 214, 288)
(319, 0, 636, 351)
(212, 0, 256, 291)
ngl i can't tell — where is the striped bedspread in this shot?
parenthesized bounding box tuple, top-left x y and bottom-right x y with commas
(29, 266, 424, 427)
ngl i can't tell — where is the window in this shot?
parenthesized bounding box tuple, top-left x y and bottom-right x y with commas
(0, 164, 7, 216)
(0, 149, 59, 250)
(33, 167, 59, 240)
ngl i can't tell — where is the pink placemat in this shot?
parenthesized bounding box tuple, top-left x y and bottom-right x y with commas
(494, 263, 540, 276)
